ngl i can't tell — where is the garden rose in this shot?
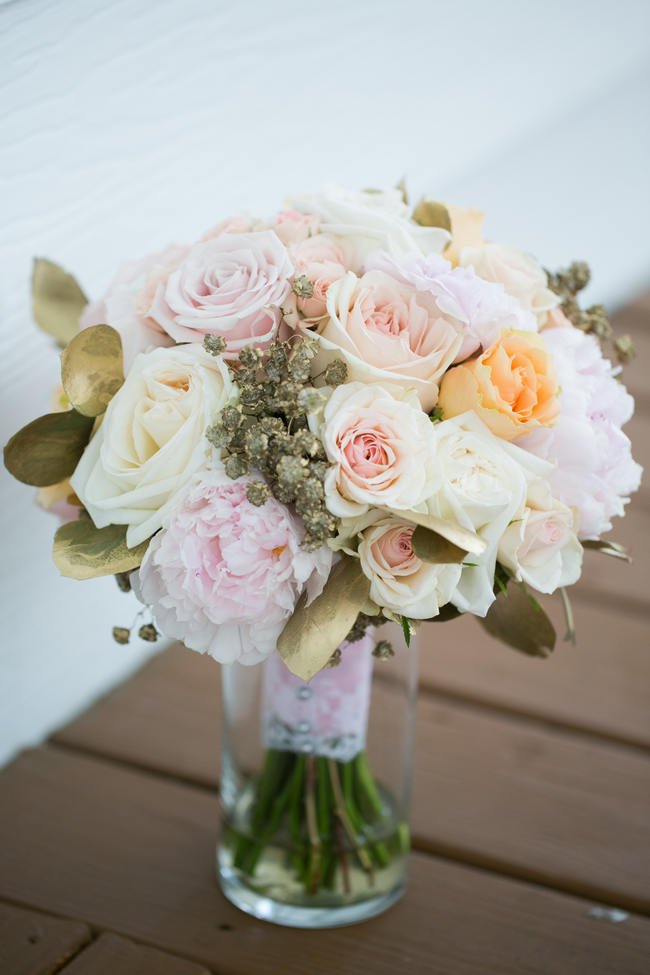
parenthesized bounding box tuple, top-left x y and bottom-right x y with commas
(273, 209, 320, 246)
(313, 270, 461, 411)
(357, 513, 461, 618)
(314, 382, 440, 518)
(427, 411, 551, 616)
(148, 231, 293, 356)
(365, 251, 537, 363)
(460, 243, 559, 324)
(70, 344, 234, 547)
(288, 186, 450, 267)
(438, 330, 560, 441)
(133, 469, 332, 664)
(518, 327, 642, 538)
(498, 481, 582, 594)
(80, 244, 186, 369)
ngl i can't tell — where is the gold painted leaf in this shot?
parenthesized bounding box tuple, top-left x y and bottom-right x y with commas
(61, 324, 124, 417)
(277, 556, 371, 682)
(32, 258, 87, 346)
(411, 525, 468, 564)
(480, 581, 556, 658)
(382, 508, 487, 557)
(53, 521, 150, 580)
(4, 410, 94, 486)
(412, 198, 452, 232)
(583, 539, 631, 563)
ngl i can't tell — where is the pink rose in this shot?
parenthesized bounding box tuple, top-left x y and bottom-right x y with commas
(315, 269, 462, 410)
(273, 209, 320, 246)
(148, 231, 294, 356)
(200, 214, 267, 240)
(134, 468, 332, 664)
(80, 244, 187, 369)
(315, 381, 440, 518)
(282, 234, 348, 328)
(543, 306, 573, 330)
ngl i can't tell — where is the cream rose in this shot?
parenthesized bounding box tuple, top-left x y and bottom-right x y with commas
(70, 344, 234, 547)
(148, 231, 293, 356)
(427, 411, 552, 616)
(460, 243, 559, 324)
(314, 382, 440, 519)
(312, 270, 461, 411)
(498, 481, 583, 594)
(288, 186, 450, 267)
(357, 513, 461, 619)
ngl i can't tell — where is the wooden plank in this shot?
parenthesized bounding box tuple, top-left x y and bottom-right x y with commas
(577, 492, 649, 608)
(612, 294, 650, 406)
(58, 933, 209, 975)
(418, 597, 650, 748)
(0, 900, 90, 975)
(0, 748, 648, 975)
(52, 647, 650, 912)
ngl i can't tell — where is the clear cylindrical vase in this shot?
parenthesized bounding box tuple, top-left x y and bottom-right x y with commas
(216, 622, 418, 928)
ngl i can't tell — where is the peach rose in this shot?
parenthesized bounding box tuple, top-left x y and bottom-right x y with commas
(282, 234, 348, 327)
(438, 330, 560, 441)
(273, 210, 320, 246)
(313, 270, 462, 411)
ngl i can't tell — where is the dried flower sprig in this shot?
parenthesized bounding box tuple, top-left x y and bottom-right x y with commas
(547, 260, 635, 365)
(204, 334, 348, 551)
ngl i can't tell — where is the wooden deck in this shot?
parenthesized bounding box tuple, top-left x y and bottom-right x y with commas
(1, 295, 649, 975)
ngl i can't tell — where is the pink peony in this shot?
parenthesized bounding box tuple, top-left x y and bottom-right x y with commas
(517, 327, 642, 539)
(365, 250, 537, 362)
(80, 244, 187, 369)
(133, 468, 332, 664)
(148, 231, 293, 357)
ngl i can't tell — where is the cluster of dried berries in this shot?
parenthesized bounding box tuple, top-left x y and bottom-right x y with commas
(112, 622, 158, 645)
(547, 261, 634, 365)
(204, 334, 348, 551)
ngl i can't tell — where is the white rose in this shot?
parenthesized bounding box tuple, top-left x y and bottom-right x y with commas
(357, 512, 461, 619)
(497, 480, 582, 594)
(426, 411, 552, 616)
(70, 344, 234, 547)
(459, 243, 559, 324)
(313, 381, 440, 519)
(288, 186, 450, 267)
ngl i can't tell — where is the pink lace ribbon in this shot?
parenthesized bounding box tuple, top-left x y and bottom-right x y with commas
(261, 632, 375, 761)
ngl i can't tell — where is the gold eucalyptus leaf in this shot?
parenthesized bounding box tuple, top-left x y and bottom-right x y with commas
(4, 410, 94, 486)
(412, 198, 452, 232)
(32, 258, 87, 346)
(277, 556, 371, 683)
(480, 581, 556, 658)
(411, 525, 468, 564)
(381, 508, 487, 557)
(53, 521, 150, 580)
(61, 324, 124, 417)
(583, 539, 631, 563)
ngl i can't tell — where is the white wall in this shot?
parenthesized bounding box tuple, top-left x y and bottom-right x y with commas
(1, 0, 649, 768)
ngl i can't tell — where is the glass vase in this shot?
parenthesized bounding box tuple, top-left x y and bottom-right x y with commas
(216, 622, 418, 928)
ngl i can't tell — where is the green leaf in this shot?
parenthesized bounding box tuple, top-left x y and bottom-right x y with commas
(480, 580, 556, 658)
(32, 258, 87, 346)
(411, 525, 468, 564)
(277, 556, 371, 682)
(412, 198, 452, 232)
(4, 410, 94, 486)
(61, 324, 124, 417)
(401, 615, 411, 646)
(583, 539, 631, 563)
(53, 520, 150, 580)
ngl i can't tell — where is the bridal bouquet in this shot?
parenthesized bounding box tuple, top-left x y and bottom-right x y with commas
(4, 186, 641, 917)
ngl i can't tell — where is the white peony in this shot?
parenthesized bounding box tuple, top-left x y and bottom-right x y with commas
(70, 344, 234, 547)
(288, 186, 450, 267)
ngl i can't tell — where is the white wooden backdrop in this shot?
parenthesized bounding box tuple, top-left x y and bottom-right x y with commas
(1, 0, 649, 767)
